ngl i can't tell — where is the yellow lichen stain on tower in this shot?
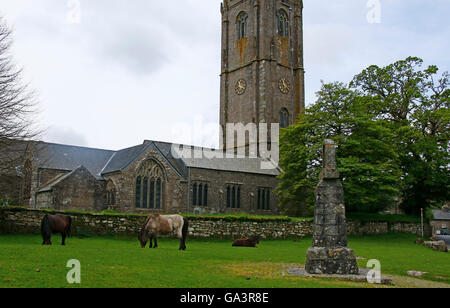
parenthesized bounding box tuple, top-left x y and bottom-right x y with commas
(277, 36, 290, 66)
(236, 37, 248, 66)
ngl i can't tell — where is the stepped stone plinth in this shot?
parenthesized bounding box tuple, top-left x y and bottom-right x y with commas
(305, 140, 359, 275)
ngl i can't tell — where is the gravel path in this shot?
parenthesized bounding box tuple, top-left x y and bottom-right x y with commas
(388, 275, 450, 288)
(226, 262, 450, 288)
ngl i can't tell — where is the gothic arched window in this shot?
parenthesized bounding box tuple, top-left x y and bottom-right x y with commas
(135, 160, 164, 209)
(280, 108, 290, 128)
(277, 10, 289, 38)
(106, 181, 116, 206)
(135, 176, 141, 208)
(237, 12, 248, 40)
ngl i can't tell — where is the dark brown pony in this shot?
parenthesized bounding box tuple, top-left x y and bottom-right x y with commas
(232, 236, 260, 248)
(41, 214, 72, 246)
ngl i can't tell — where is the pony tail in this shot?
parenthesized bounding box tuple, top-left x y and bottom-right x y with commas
(182, 217, 189, 240)
(67, 216, 72, 238)
(41, 215, 51, 241)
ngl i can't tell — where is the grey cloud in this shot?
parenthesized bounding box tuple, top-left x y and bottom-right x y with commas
(44, 126, 88, 147)
(97, 23, 170, 75)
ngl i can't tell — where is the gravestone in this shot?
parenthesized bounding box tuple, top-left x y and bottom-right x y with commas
(305, 139, 359, 275)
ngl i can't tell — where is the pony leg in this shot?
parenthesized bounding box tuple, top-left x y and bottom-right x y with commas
(180, 236, 187, 251)
(154, 237, 158, 249)
(180, 218, 188, 251)
(62, 233, 66, 246)
(149, 235, 153, 248)
(42, 235, 51, 245)
(179, 238, 184, 250)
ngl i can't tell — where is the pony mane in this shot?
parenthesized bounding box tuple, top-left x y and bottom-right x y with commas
(140, 216, 152, 233)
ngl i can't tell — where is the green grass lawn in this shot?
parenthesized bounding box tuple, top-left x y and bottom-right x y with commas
(0, 233, 448, 288)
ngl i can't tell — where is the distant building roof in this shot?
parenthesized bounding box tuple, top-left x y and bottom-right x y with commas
(433, 210, 450, 221)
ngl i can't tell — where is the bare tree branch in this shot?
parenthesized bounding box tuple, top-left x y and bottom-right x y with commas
(0, 17, 40, 175)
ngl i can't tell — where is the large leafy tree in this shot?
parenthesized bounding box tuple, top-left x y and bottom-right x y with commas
(278, 82, 401, 216)
(351, 57, 449, 214)
(278, 57, 449, 216)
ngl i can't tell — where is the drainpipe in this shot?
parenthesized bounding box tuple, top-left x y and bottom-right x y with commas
(187, 167, 191, 214)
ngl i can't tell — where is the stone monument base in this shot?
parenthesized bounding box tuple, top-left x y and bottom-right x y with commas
(305, 247, 359, 275)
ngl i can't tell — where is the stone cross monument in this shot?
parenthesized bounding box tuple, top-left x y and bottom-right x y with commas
(305, 139, 359, 275)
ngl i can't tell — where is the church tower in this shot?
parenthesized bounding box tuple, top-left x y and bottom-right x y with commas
(220, 0, 305, 151)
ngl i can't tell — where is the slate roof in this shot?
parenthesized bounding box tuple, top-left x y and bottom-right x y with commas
(181, 156, 280, 176)
(433, 210, 450, 221)
(38, 166, 84, 192)
(101, 143, 148, 175)
(32, 140, 281, 180)
(33, 142, 115, 180)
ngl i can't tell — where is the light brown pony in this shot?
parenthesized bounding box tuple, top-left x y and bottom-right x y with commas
(138, 214, 189, 250)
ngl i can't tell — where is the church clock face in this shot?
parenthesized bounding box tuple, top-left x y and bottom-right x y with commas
(235, 79, 247, 95)
(278, 78, 290, 95)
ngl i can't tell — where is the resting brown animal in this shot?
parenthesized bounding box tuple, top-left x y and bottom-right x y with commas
(232, 236, 260, 248)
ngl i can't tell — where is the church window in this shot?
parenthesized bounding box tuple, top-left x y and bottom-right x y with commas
(142, 177, 148, 209)
(198, 184, 203, 206)
(135, 177, 141, 208)
(280, 108, 290, 128)
(193, 183, 197, 206)
(257, 188, 271, 210)
(106, 181, 116, 206)
(192, 182, 209, 207)
(277, 10, 289, 38)
(237, 187, 241, 209)
(150, 178, 155, 209)
(156, 179, 162, 209)
(135, 160, 164, 209)
(237, 12, 248, 40)
(226, 184, 242, 209)
(227, 186, 231, 208)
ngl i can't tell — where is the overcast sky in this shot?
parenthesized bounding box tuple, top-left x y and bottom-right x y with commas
(1, 0, 449, 150)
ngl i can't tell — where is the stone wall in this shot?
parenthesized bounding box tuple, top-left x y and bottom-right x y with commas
(0, 207, 424, 239)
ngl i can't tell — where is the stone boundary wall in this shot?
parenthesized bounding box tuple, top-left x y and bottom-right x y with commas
(0, 208, 423, 239)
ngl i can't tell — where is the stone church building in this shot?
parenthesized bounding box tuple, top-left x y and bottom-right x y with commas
(15, 0, 306, 215)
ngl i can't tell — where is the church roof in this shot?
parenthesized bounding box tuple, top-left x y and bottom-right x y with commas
(100, 143, 148, 175)
(38, 166, 92, 192)
(181, 156, 280, 176)
(32, 142, 115, 180)
(31, 140, 281, 179)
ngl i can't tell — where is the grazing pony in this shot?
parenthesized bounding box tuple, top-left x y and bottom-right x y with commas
(138, 214, 189, 250)
(41, 214, 72, 246)
(232, 236, 260, 248)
